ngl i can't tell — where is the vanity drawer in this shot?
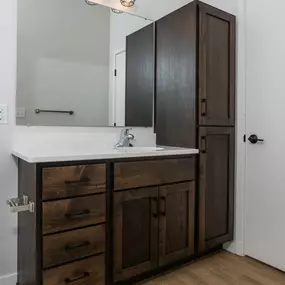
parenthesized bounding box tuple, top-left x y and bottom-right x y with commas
(114, 157, 195, 190)
(43, 224, 105, 268)
(43, 254, 105, 285)
(43, 194, 106, 234)
(42, 164, 106, 200)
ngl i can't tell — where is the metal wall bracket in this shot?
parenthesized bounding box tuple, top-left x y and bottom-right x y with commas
(6, 195, 35, 213)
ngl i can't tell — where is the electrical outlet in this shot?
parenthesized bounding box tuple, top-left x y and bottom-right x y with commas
(0, 105, 8, 124)
(16, 107, 26, 118)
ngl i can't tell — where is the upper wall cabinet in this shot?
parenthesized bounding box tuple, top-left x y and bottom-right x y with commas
(125, 24, 154, 127)
(156, 3, 197, 148)
(156, 1, 236, 147)
(198, 3, 236, 126)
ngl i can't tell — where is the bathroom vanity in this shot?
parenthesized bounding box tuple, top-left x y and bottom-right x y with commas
(11, 0, 236, 284)
(11, 147, 198, 285)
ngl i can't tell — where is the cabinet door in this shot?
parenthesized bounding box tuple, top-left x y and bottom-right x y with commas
(156, 2, 197, 147)
(113, 187, 159, 282)
(198, 3, 236, 126)
(159, 182, 195, 266)
(125, 23, 154, 127)
(198, 127, 235, 251)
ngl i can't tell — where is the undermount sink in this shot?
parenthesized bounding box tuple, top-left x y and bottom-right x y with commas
(114, 147, 164, 152)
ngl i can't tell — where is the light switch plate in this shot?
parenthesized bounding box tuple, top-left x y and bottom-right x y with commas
(0, 105, 8, 124)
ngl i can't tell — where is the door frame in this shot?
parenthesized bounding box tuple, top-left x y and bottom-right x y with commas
(224, 0, 247, 257)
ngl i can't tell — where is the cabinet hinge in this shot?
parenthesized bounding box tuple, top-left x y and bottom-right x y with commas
(114, 69, 117, 76)
(243, 134, 246, 142)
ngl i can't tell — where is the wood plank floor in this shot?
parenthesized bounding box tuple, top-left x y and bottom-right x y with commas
(140, 251, 285, 285)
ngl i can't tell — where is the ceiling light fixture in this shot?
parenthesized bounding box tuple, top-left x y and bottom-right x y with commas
(120, 0, 136, 7)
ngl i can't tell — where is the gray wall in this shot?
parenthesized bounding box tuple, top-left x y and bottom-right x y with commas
(16, 0, 110, 126)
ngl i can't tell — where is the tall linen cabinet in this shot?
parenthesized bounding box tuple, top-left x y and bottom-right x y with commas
(156, 1, 236, 252)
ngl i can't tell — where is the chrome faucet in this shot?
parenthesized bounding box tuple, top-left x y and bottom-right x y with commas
(115, 128, 135, 147)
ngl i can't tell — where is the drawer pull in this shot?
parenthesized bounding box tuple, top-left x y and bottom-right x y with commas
(152, 197, 158, 218)
(201, 135, 207, 154)
(65, 178, 90, 185)
(65, 241, 90, 251)
(65, 272, 90, 284)
(160, 197, 166, 216)
(201, 98, 207, 117)
(65, 209, 90, 219)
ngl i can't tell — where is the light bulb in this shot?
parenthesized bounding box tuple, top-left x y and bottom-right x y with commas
(120, 0, 136, 8)
(85, 0, 97, 5)
(111, 8, 123, 14)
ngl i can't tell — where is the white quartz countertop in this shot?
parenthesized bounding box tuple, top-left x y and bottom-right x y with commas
(12, 145, 199, 163)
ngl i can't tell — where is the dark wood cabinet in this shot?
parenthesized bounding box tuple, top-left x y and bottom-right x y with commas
(155, 2, 197, 148)
(16, 161, 107, 285)
(113, 187, 159, 282)
(15, 156, 197, 285)
(156, 1, 236, 145)
(198, 127, 235, 251)
(198, 3, 236, 126)
(125, 23, 154, 127)
(159, 182, 195, 267)
(155, 1, 236, 253)
(113, 182, 196, 281)
(43, 255, 105, 285)
(114, 158, 195, 191)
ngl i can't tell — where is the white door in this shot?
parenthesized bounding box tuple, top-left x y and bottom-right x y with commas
(114, 51, 126, 127)
(245, 0, 285, 271)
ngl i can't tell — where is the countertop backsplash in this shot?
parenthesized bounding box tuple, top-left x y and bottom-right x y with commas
(13, 126, 156, 151)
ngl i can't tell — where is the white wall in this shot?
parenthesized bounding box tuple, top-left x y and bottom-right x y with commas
(0, 0, 241, 284)
(108, 12, 152, 124)
(17, 0, 111, 127)
(0, 0, 18, 283)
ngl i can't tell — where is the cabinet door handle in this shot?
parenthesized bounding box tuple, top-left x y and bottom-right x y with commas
(152, 197, 158, 218)
(201, 99, 207, 117)
(65, 209, 90, 219)
(65, 241, 90, 251)
(201, 135, 207, 154)
(160, 197, 166, 216)
(65, 178, 90, 184)
(65, 272, 90, 284)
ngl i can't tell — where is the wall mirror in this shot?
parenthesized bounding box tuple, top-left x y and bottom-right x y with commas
(16, 0, 154, 127)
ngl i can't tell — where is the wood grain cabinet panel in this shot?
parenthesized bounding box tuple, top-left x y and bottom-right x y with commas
(42, 164, 106, 200)
(43, 254, 105, 285)
(198, 3, 236, 126)
(155, 0, 236, 258)
(156, 2, 197, 147)
(126, 23, 154, 127)
(198, 127, 235, 251)
(43, 194, 106, 234)
(114, 158, 195, 191)
(159, 182, 195, 266)
(113, 187, 159, 282)
(43, 224, 105, 268)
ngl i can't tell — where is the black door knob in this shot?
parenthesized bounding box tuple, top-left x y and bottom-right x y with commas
(248, 134, 264, 144)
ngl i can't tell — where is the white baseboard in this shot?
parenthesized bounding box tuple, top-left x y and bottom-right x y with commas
(224, 241, 245, 256)
(0, 273, 17, 285)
